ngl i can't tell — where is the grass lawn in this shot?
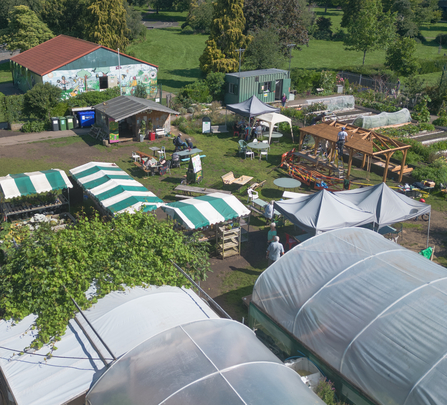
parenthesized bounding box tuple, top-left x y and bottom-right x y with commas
(128, 27, 207, 94)
(0, 63, 12, 84)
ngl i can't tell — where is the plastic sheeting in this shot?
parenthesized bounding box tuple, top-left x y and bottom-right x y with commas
(274, 189, 375, 234)
(307, 95, 355, 111)
(252, 227, 447, 405)
(352, 108, 411, 129)
(336, 182, 431, 227)
(86, 318, 326, 405)
(0, 286, 218, 405)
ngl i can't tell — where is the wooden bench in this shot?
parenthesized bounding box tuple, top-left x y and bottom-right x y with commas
(246, 204, 263, 216)
(222, 172, 253, 185)
(211, 124, 228, 134)
(156, 128, 168, 138)
(175, 185, 232, 195)
(134, 161, 152, 174)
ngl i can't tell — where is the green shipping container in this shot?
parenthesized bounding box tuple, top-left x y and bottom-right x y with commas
(224, 68, 291, 105)
(58, 116, 67, 131)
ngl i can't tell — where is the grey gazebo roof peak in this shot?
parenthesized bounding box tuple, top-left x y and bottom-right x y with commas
(94, 95, 179, 121)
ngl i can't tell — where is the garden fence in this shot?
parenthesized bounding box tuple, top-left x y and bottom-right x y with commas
(338, 71, 399, 94)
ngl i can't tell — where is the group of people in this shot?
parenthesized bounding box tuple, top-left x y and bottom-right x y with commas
(173, 133, 195, 152)
(233, 119, 264, 142)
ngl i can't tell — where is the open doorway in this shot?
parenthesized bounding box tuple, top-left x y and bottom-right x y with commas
(275, 79, 283, 100)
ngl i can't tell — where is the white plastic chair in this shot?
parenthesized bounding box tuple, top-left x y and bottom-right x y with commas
(247, 188, 259, 203)
(260, 150, 268, 161)
(131, 152, 141, 162)
(245, 149, 254, 160)
(157, 146, 166, 159)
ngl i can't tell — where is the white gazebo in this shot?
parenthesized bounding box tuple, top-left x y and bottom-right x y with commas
(256, 112, 294, 144)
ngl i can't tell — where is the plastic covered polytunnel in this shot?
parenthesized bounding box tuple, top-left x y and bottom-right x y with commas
(86, 318, 326, 405)
(250, 227, 447, 405)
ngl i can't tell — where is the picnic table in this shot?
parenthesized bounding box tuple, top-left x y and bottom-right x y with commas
(175, 148, 203, 157)
(175, 185, 231, 195)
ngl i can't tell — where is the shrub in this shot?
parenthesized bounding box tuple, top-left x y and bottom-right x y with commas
(413, 158, 447, 187)
(418, 56, 447, 74)
(315, 379, 347, 405)
(21, 120, 50, 132)
(290, 69, 320, 94)
(411, 96, 431, 123)
(50, 102, 69, 117)
(177, 80, 212, 107)
(181, 25, 194, 34)
(205, 72, 225, 101)
(4, 94, 26, 123)
(67, 88, 120, 108)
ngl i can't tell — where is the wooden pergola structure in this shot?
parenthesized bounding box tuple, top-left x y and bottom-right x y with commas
(299, 121, 412, 182)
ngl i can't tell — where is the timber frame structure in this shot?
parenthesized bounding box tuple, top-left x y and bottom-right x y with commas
(299, 121, 412, 182)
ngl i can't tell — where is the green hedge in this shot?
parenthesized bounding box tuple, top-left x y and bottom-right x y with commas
(67, 88, 120, 108)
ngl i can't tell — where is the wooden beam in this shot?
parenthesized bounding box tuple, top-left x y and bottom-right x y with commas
(347, 148, 354, 177)
(399, 148, 408, 182)
(383, 151, 394, 182)
(299, 130, 304, 151)
(361, 153, 367, 168)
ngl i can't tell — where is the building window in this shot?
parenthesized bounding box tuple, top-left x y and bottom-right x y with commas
(229, 83, 238, 94)
(99, 76, 108, 90)
(259, 81, 271, 93)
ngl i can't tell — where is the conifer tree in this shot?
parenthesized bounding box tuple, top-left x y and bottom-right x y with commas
(199, 0, 251, 74)
(82, 0, 130, 50)
(1, 5, 54, 52)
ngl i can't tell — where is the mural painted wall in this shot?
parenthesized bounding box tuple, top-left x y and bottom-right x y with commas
(42, 63, 157, 100)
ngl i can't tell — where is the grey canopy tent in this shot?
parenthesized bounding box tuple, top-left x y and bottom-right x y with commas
(336, 182, 431, 246)
(226, 95, 280, 120)
(274, 189, 374, 234)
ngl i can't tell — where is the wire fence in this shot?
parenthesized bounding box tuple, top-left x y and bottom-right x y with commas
(338, 71, 399, 94)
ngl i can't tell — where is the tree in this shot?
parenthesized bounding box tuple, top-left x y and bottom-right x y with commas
(0, 211, 211, 349)
(0, 0, 41, 31)
(385, 37, 420, 77)
(199, 0, 251, 74)
(24, 83, 62, 120)
(82, 0, 130, 50)
(243, 28, 286, 70)
(205, 71, 225, 101)
(183, 0, 214, 34)
(343, 0, 396, 65)
(244, 0, 311, 53)
(39, 0, 85, 37)
(124, 0, 146, 40)
(0, 5, 54, 52)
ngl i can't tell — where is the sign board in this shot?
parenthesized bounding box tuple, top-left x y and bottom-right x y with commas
(191, 154, 202, 173)
(202, 116, 211, 134)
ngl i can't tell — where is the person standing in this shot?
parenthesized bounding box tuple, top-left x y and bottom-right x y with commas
(254, 121, 263, 139)
(336, 126, 348, 157)
(264, 200, 275, 224)
(395, 78, 401, 98)
(281, 93, 287, 107)
(266, 236, 285, 266)
(267, 222, 277, 245)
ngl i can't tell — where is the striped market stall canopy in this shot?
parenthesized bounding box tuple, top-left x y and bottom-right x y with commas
(162, 192, 250, 230)
(0, 169, 72, 199)
(69, 162, 163, 215)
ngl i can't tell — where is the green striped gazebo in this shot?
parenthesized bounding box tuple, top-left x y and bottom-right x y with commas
(69, 162, 163, 215)
(162, 193, 250, 230)
(0, 169, 72, 199)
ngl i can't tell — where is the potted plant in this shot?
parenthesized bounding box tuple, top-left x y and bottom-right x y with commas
(139, 120, 146, 142)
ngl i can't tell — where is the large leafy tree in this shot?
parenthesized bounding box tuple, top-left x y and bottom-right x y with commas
(0, 0, 41, 32)
(0, 212, 211, 349)
(199, 0, 251, 74)
(39, 0, 85, 37)
(82, 0, 130, 50)
(385, 36, 420, 76)
(244, 0, 311, 53)
(24, 82, 62, 120)
(342, 0, 396, 65)
(0, 5, 54, 52)
(243, 28, 286, 70)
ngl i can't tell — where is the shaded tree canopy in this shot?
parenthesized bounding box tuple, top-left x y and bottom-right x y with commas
(0, 211, 211, 349)
(39, 0, 85, 37)
(0, 5, 54, 52)
(243, 28, 287, 70)
(24, 82, 62, 120)
(0, 0, 41, 31)
(244, 0, 312, 53)
(385, 36, 420, 76)
(82, 0, 130, 50)
(199, 0, 251, 73)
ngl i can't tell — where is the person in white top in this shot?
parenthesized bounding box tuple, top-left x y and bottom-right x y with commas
(336, 127, 348, 156)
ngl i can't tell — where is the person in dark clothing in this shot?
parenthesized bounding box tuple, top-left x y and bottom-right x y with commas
(186, 138, 195, 149)
(173, 133, 188, 151)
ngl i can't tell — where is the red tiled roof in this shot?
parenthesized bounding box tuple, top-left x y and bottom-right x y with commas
(10, 35, 158, 76)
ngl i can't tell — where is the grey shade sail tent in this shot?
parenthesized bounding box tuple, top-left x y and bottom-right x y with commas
(274, 189, 375, 234)
(94, 95, 179, 121)
(252, 227, 447, 405)
(86, 318, 326, 405)
(336, 182, 431, 227)
(226, 95, 280, 119)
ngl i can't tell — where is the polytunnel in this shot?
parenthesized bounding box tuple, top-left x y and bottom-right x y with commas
(250, 227, 447, 405)
(86, 318, 325, 405)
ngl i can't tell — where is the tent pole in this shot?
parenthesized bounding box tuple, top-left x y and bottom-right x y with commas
(426, 211, 431, 248)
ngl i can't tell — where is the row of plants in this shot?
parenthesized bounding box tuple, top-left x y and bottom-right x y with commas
(376, 123, 435, 138)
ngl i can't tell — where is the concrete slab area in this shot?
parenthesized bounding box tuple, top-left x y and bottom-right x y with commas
(0, 128, 90, 147)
